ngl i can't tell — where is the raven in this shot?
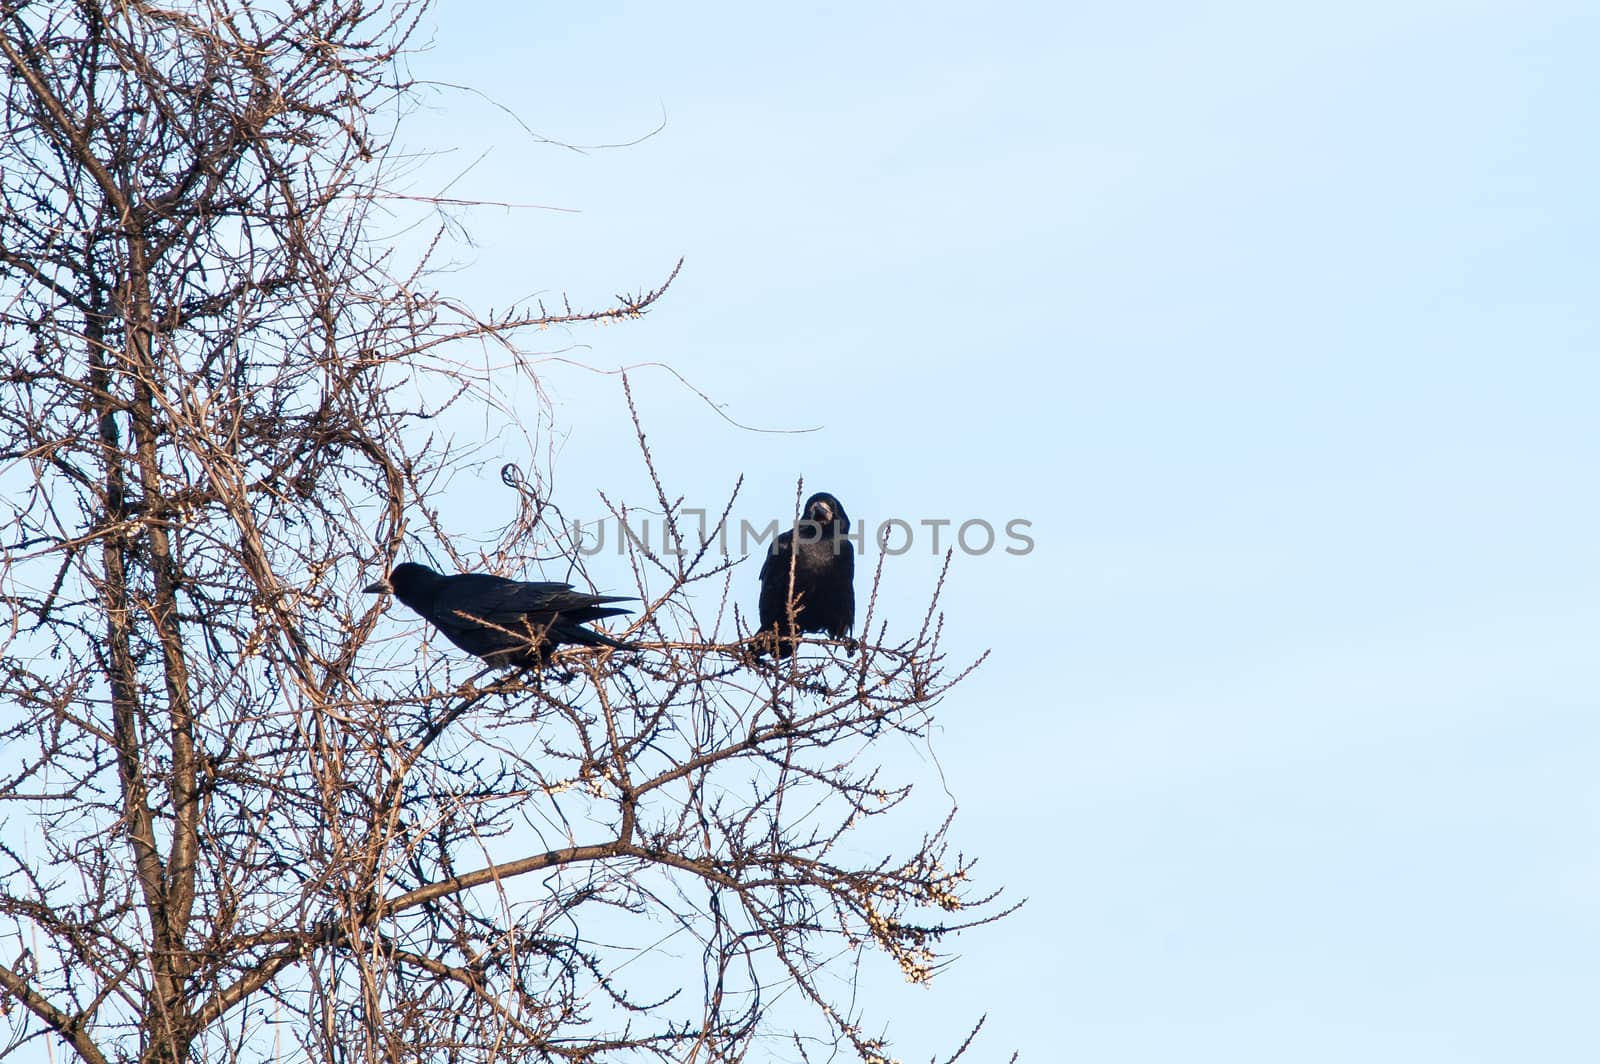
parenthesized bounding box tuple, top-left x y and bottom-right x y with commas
(757, 491, 855, 657)
(365, 562, 634, 669)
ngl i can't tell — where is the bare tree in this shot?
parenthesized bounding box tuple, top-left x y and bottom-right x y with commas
(0, 3, 1011, 1064)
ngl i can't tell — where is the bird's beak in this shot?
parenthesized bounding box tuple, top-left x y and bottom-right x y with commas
(363, 579, 392, 595)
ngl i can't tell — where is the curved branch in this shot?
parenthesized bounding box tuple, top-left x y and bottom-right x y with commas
(0, 961, 111, 1064)
(386, 839, 632, 914)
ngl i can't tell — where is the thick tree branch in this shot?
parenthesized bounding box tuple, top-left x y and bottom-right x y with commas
(0, 961, 112, 1064)
(387, 839, 633, 914)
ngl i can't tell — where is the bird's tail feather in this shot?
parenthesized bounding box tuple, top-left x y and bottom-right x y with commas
(552, 623, 635, 651)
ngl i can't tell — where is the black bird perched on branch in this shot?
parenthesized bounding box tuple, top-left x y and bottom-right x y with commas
(757, 491, 855, 657)
(365, 562, 634, 669)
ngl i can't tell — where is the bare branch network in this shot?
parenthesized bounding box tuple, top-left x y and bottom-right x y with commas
(0, 3, 1014, 1064)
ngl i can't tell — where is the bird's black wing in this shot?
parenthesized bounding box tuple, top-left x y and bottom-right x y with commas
(757, 528, 796, 630)
(498, 581, 635, 649)
(431, 575, 631, 655)
(432, 576, 612, 622)
(829, 537, 855, 637)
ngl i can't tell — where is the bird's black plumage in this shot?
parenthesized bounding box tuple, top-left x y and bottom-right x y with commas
(757, 491, 855, 657)
(365, 562, 634, 669)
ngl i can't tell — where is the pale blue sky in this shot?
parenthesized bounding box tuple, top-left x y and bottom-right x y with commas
(390, 3, 1599, 1060)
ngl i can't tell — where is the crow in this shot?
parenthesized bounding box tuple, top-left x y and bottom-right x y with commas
(365, 562, 634, 669)
(757, 491, 855, 657)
